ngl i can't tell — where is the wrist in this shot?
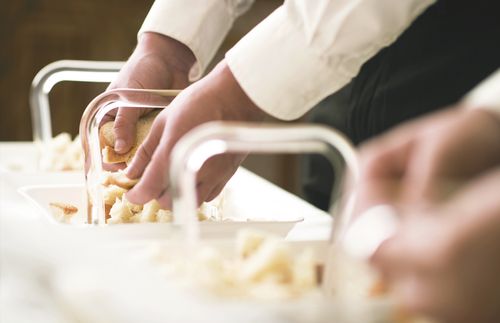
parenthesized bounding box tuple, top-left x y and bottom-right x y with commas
(136, 32, 195, 76)
(208, 60, 266, 122)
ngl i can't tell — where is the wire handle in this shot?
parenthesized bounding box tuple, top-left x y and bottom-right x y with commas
(30, 60, 124, 145)
(79, 88, 180, 225)
(169, 122, 359, 246)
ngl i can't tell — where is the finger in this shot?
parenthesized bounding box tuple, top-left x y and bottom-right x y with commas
(155, 180, 211, 210)
(155, 155, 238, 209)
(392, 274, 434, 316)
(372, 215, 448, 263)
(370, 235, 405, 275)
(156, 187, 172, 210)
(126, 116, 166, 179)
(155, 182, 226, 219)
(439, 168, 500, 235)
(205, 182, 226, 203)
(195, 181, 220, 207)
(126, 130, 172, 205)
(195, 155, 240, 202)
(102, 162, 126, 172)
(355, 136, 415, 213)
(113, 107, 144, 153)
(405, 110, 500, 205)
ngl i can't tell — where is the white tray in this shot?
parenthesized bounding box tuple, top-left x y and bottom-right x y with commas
(0, 142, 84, 189)
(18, 168, 331, 239)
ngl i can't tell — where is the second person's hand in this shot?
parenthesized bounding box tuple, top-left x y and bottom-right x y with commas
(355, 107, 500, 214)
(125, 60, 266, 208)
(371, 167, 500, 323)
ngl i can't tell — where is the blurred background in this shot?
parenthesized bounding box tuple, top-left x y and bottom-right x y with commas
(0, 0, 310, 197)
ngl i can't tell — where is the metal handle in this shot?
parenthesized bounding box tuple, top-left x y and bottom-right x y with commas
(30, 60, 124, 145)
(80, 88, 181, 225)
(169, 122, 359, 244)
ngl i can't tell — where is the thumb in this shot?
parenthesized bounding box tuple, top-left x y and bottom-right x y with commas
(113, 108, 143, 153)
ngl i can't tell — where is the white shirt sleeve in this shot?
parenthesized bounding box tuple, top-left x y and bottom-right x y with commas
(463, 69, 500, 119)
(226, 0, 436, 120)
(139, 0, 255, 81)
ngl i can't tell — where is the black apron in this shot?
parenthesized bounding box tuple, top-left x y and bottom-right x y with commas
(301, 0, 500, 211)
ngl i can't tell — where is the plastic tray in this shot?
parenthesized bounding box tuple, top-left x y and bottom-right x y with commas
(19, 168, 330, 239)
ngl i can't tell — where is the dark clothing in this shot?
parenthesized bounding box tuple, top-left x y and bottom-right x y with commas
(301, 0, 500, 211)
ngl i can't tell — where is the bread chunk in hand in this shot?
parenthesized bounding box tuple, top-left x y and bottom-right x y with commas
(100, 110, 160, 164)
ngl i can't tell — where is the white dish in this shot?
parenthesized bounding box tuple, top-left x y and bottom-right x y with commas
(18, 184, 301, 239)
(18, 168, 330, 239)
(6, 140, 331, 240)
(0, 142, 85, 188)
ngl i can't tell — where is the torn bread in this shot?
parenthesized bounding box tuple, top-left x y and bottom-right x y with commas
(101, 170, 139, 189)
(100, 110, 160, 164)
(49, 202, 78, 223)
(99, 169, 222, 224)
(97, 135, 223, 223)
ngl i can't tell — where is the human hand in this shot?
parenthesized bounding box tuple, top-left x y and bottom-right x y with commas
(371, 167, 500, 323)
(106, 32, 195, 154)
(354, 107, 500, 214)
(124, 60, 265, 208)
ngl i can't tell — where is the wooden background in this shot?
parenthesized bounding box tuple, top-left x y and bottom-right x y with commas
(0, 0, 302, 195)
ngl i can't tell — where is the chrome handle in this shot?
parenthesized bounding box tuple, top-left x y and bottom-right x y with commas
(30, 60, 124, 144)
(169, 122, 359, 244)
(79, 88, 180, 225)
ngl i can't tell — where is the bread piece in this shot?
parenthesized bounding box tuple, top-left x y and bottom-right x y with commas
(102, 184, 127, 205)
(101, 170, 139, 189)
(292, 249, 317, 290)
(156, 209, 173, 223)
(369, 279, 389, 297)
(40, 133, 84, 171)
(49, 202, 78, 223)
(239, 240, 293, 283)
(236, 230, 267, 259)
(107, 197, 134, 224)
(139, 199, 161, 223)
(100, 110, 160, 164)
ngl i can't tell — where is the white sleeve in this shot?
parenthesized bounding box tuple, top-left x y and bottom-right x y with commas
(226, 0, 436, 121)
(139, 0, 255, 81)
(463, 69, 500, 119)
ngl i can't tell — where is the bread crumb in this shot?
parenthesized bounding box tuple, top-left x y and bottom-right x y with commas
(49, 202, 78, 223)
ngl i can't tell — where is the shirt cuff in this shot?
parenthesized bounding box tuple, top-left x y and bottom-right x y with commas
(463, 69, 500, 119)
(226, 1, 433, 121)
(139, 0, 235, 81)
(226, 7, 349, 121)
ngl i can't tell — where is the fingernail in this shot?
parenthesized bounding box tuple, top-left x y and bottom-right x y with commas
(114, 139, 126, 153)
